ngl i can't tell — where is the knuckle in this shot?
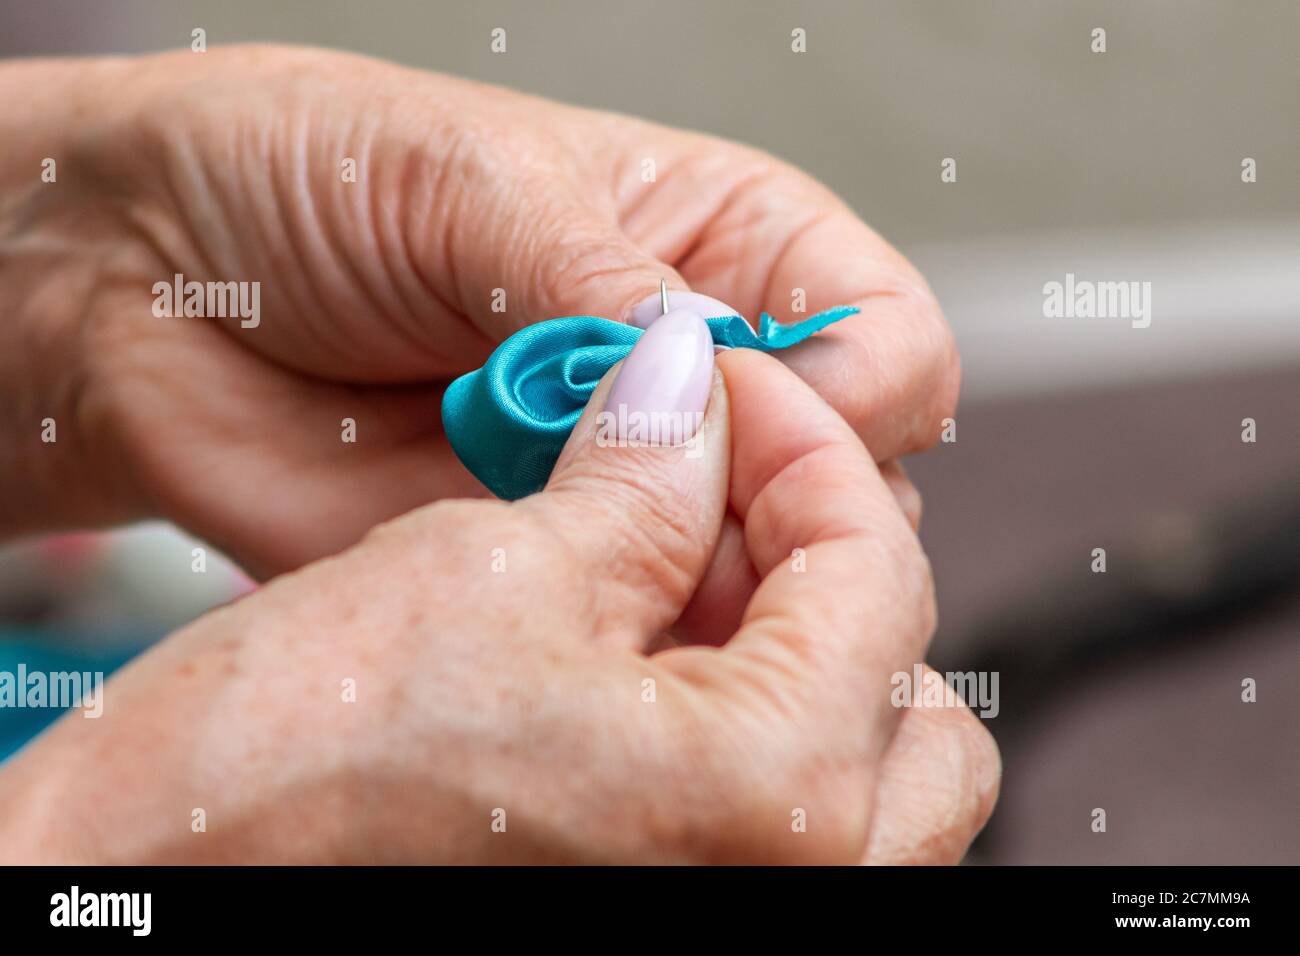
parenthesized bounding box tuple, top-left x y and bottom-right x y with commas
(958, 710, 1002, 833)
(920, 702, 998, 858)
(864, 266, 959, 452)
(873, 526, 937, 637)
(668, 729, 868, 865)
(656, 663, 872, 864)
(678, 141, 787, 192)
(899, 482, 924, 530)
(909, 549, 939, 637)
(546, 461, 702, 612)
(537, 223, 648, 314)
(359, 498, 507, 560)
(927, 311, 962, 427)
(883, 463, 925, 530)
(903, 282, 961, 444)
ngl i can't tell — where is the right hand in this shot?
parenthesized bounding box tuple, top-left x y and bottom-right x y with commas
(0, 346, 995, 864)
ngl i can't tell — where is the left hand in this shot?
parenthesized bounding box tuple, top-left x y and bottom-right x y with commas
(1, 45, 957, 577)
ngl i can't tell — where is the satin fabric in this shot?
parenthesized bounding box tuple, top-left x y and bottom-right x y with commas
(442, 307, 859, 500)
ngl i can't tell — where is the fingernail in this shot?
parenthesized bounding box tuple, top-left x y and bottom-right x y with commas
(627, 290, 740, 329)
(604, 307, 713, 445)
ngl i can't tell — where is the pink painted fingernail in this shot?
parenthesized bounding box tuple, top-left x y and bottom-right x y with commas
(604, 307, 713, 445)
(627, 290, 740, 329)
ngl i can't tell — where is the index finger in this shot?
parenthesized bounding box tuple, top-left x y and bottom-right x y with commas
(665, 348, 937, 761)
(770, 207, 960, 461)
(617, 140, 959, 461)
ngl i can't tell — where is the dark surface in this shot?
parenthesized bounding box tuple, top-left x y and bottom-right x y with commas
(907, 363, 1300, 864)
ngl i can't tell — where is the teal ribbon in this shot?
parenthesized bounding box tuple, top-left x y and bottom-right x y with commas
(442, 307, 859, 500)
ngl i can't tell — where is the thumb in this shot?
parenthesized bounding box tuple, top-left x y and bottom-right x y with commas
(514, 308, 729, 648)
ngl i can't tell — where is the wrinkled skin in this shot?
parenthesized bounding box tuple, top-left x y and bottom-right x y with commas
(0, 46, 993, 863)
(3, 45, 957, 578)
(0, 350, 997, 863)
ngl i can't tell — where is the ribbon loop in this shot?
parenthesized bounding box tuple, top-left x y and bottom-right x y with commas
(442, 307, 859, 500)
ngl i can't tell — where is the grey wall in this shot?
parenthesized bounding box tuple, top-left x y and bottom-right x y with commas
(5, 0, 1298, 247)
(5, 1, 1297, 397)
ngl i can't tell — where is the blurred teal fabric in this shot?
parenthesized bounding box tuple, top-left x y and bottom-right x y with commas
(0, 631, 141, 762)
(442, 308, 858, 500)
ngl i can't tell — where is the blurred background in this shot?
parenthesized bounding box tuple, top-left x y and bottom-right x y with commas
(2, 1, 1297, 862)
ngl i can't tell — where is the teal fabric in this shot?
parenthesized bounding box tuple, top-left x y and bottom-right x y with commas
(0, 632, 142, 763)
(442, 307, 859, 500)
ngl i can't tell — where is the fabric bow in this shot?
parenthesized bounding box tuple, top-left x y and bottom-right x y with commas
(442, 306, 859, 500)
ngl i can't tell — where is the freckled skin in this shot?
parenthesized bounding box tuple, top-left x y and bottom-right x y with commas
(0, 352, 997, 865)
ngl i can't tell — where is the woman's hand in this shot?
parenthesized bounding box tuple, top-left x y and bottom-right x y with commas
(0, 348, 995, 864)
(1, 45, 957, 577)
